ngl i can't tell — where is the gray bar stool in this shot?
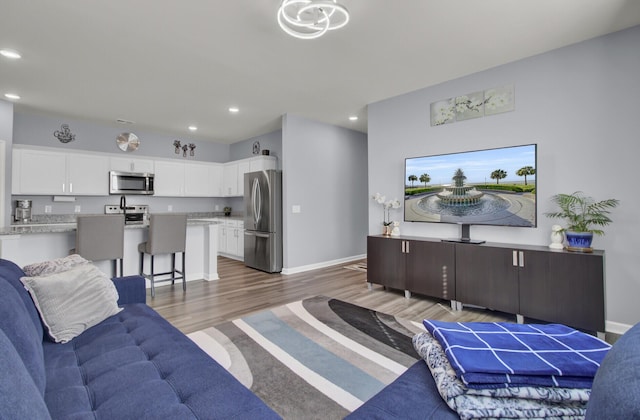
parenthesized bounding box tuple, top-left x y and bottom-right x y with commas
(75, 214, 125, 277)
(138, 213, 187, 298)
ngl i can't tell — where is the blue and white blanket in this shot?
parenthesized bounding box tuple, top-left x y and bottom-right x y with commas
(423, 320, 611, 389)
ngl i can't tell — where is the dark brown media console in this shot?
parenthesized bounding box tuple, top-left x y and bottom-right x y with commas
(367, 235, 605, 334)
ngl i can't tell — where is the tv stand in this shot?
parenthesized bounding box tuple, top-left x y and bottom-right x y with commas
(442, 224, 486, 244)
(366, 235, 605, 334)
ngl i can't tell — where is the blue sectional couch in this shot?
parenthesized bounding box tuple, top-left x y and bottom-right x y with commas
(0, 258, 280, 419)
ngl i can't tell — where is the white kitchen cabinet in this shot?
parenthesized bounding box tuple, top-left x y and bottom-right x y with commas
(249, 156, 277, 172)
(223, 156, 276, 197)
(236, 161, 251, 197)
(12, 147, 108, 195)
(109, 157, 154, 173)
(218, 219, 244, 260)
(184, 162, 223, 197)
(67, 153, 109, 195)
(222, 163, 239, 196)
(154, 160, 185, 196)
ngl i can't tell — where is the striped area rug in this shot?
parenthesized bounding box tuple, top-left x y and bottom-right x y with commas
(188, 296, 425, 419)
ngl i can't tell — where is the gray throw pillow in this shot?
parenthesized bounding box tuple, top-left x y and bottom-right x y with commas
(20, 264, 122, 343)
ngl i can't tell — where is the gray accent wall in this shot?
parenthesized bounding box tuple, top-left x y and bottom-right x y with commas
(282, 114, 368, 271)
(368, 25, 640, 330)
(229, 130, 282, 167)
(14, 109, 230, 161)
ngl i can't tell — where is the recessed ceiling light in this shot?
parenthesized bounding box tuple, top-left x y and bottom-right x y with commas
(0, 49, 21, 59)
(4, 93, 20, 100)
(228, 107, 239, 113)
(188, 125, 198, 131)
(349, 116, 358, 121)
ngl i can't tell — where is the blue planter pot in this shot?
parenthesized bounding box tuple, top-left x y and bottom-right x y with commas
(565, 231, 593, 251)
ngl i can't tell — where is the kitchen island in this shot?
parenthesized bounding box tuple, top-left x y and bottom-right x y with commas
(0, 217, 227, 285)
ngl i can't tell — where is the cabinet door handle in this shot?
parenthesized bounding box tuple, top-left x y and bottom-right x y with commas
(405, 241, 410, 254)
(519, 251, 525, 267)
(512, 250, 518, 267)
(69, 183, 73, 193)
(401, 241, 405, 253)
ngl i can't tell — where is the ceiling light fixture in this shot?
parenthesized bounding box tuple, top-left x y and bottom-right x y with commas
(0, 49, 21, 59)
(277, 0, 349, 40)
(349, 116, 358, 121)
(4, 93, 20, 100)
(229, 107, 239, 113)
(188, 125, 198, 131)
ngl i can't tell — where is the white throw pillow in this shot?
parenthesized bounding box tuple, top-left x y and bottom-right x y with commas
(22, 254, 90, 277)
(20, 264, 122, 343)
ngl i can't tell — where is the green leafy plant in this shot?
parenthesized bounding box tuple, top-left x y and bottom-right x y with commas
(545, 191, 619, 235)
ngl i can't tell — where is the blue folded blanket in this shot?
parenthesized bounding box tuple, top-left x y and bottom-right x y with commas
(423, 321, 611, 389)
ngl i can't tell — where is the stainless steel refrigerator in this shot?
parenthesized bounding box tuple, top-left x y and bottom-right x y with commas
(244, 170, 282, 273)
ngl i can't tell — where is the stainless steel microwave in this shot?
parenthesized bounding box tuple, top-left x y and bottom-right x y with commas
(109, 171, 154, 195)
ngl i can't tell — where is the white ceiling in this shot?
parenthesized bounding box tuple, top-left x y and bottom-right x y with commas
(1, 1, 639, 144)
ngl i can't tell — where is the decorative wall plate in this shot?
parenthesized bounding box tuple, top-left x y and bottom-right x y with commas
(116, 132, 140, 152)
(252, 140, 260, 154)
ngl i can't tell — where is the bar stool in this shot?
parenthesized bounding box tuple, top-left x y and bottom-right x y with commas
(138, 213, 187, 298)
(75, 214, 125, 277)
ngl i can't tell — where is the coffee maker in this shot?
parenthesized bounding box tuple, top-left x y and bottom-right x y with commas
(14, 200, 32, 223)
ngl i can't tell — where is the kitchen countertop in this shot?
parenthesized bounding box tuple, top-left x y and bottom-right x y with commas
(0, 214, 243, 236)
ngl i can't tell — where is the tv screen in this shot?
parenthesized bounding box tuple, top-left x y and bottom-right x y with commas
(404, 144, 537, 228)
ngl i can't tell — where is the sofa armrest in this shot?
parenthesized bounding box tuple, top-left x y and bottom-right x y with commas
(112, 275, 146, 306)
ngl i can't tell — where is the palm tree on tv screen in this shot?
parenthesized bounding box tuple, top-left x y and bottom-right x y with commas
(516, 166, 535, 185)
(490, 169, 507, 184)
(419, 173, 431, 188)
(408, 174, 418, 187)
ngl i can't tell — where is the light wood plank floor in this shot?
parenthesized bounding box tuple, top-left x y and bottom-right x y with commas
(148, 256, 514, 334)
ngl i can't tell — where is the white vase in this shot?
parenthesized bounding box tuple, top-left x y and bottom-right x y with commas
(549, 225, 564, 250)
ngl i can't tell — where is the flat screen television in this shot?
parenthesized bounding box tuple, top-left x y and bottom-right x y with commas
(404, 144, 537, 243)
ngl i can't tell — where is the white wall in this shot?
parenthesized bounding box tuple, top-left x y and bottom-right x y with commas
(282, 114, 368, 272)
(368, 26, 640, 331)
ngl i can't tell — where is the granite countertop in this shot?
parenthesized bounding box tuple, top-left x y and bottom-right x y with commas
(0, 213, 244, 236)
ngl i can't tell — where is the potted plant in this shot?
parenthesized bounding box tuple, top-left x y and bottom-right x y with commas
(545, 191, 619, 251)
(223, 206, 232, 217)
(372, 193, 401, 236)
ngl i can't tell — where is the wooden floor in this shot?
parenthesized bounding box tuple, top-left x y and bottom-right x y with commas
(148, 256, 514, 334)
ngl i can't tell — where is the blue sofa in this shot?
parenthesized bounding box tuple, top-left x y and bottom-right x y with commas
(0, 258, 280, 419)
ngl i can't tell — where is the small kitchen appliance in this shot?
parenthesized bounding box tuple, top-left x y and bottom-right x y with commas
(105, 204, 149, 225)
(109, 171, 154, 195)
(14, 200, 32, 223)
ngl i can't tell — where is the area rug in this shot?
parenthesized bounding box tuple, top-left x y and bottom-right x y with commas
(187, 296, 424, 419)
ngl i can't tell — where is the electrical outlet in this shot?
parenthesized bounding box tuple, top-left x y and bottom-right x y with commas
(45, 205, 52, 213)
(215, 205, 220, 211)
(292, 205, 301, 214)
(168, 205, 173, 212)
(74, 205, 81, 213)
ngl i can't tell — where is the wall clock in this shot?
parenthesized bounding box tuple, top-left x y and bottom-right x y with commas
(116, 132, 140, 152)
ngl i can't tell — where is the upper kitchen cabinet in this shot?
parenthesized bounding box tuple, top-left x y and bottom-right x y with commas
(109, 156, 154, 174)
(223, 156, 276, 197)
(12, 147, 108, 195)
(154, 160, 185, 196)
(184, 162, 223, 197)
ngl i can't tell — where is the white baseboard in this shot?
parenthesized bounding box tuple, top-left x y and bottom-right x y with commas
(282, 254, 366, 275)
(606, 320, 633, 335)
